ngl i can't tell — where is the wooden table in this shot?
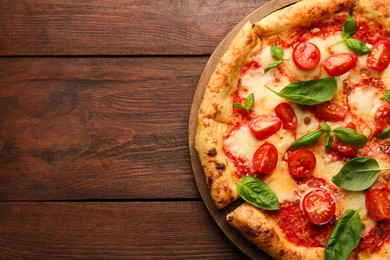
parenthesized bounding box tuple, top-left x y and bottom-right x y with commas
(0, 0, 271, 258)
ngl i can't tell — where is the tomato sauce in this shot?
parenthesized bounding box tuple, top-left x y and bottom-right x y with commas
(357, 221, 390, 253)
(354, 22, 387, 45)
(276, 200, 334, 247)
(224, 149, 252, 178)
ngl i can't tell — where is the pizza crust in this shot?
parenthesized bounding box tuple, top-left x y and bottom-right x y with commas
(254, 0, 356, 37)
(227, 203, 325, 260)
(354, 0, 390, 31)
(195, 22, 259, 209)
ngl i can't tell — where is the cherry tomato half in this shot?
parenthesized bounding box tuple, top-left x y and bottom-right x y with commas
(367, 40, 390, 71)
(292, 42, 321, 70)
(375, 103, 390, 132)
(302, 189, 336, 225)
(274, 102, 298, 130)
(314, 101, 347, 122)
(366, 188, 390, 221)
(253, 143, 278, 174)
(248, 115, 282, 140)
(332, 122, 358, 156)
(287, 149, 316, 179)
(323, 53, 358, 76)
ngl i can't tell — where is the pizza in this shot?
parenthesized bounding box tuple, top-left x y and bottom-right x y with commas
(194, 0, 390, 259)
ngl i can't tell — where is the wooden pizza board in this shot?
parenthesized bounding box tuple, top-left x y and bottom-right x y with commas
(188, 0, 298, 259)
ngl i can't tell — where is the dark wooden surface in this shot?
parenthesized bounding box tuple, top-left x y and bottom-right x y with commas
(0, 0, 271, 258)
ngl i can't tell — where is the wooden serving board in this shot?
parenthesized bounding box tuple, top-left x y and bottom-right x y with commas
(188, 0, 298, 259)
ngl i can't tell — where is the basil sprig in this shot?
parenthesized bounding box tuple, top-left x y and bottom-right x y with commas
(237, 176, 279, 210)
(332, 157, 383, 191)
(264, 45, 288, 73)
(377, 126, 390, 139)
(233, 93, 254, 112)
(265, 77, 337, 105)
(290, 123, 367, 151)
(333, 127, 368, 146)
(325, 209, 363, 260)
(341, 14, 371, 55)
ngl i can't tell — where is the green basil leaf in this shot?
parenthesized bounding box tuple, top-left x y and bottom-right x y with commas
(383, 89, 390, 102)
(290, 129, 324, 150)
(325, 209, 363, 260)
(320, 122, 331, 133)
(264, 60, 283, 73)
(333, 127, 368, 146)
(265, 77, 338, 105)
(377, 126, 390, 139)
(342, 14, 357, 39)
(237, 176, 280, 210)
(325, 132, 334, 152)
(332, 157, 381, 191)
(233, 93, 254, 112)
(244, 93, 255, 110)
(271, 45, 284, 60)
(344, 38, 371, 55)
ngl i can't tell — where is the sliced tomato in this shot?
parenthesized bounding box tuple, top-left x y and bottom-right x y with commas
(248, 115, 282, 140)
(375, 103, 390, 132)
(366, 188, 390, 221)
(274, 102, 298, 130)
(287, 149, 316, 179)
(332, 122, 358, 156)
(301, 189, 336, 225)
(292, 42, 321, 70)
(323, 53, 358, 76)
(314, 101, 347, 122)
(366, 40, 390, 71)
(253, 143, 278, 174)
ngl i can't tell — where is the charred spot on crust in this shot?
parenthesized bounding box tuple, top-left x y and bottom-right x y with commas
(207, 148, 217, 157)
(216, 163, 226, 170)
(242, 225, 260, 237)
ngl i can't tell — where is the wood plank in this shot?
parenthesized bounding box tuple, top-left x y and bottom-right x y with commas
(0, 0, 269, 56)
(0, 201, 245, 259)
(0, 57, 206, 200)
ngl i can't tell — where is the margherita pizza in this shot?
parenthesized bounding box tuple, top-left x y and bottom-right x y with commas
(194, 0, 390, 259)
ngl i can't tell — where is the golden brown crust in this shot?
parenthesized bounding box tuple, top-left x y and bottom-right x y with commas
(194, 22, 259, 209)
(354, 0, 390, 32)
(254, 0, 355, 38)
(227, 203, 324, 260)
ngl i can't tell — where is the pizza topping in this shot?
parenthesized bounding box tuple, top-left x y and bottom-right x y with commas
(357, 221, 390, 253)
(383, 89, 390, 102)
(323, 53, 358, 76)
(248, 115, 282, 140)
(241, 60, 261, 75)
(332, 157, 381, 191)
(366, 39, 390, 71)
(277, 200, 333, 247)
(301, 189, 336, 225)
(265, 77, 338, 105)
(292, 42, 321, 70)
(366, 188, 390, 221)
(264, 45, 287, 73)
(233, 93, 254, 112)
(274, 102, 298, 130)
(237, 176, 279, 210)
(287, 149, 316, 179)
(377, 126, 390, 140)
(314, 101, 347, 122)
(325, 209, 363, 260)
(290, 123, 367, 152)
(375, 103, 390, 132)
(341, 14, 371, 55)
(253, 143, 278, 174)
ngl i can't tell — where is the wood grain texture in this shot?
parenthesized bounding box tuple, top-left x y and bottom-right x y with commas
(0, 57, 207, 200)
(0, 0, 269, 56)
(0, 201, 245, 259)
